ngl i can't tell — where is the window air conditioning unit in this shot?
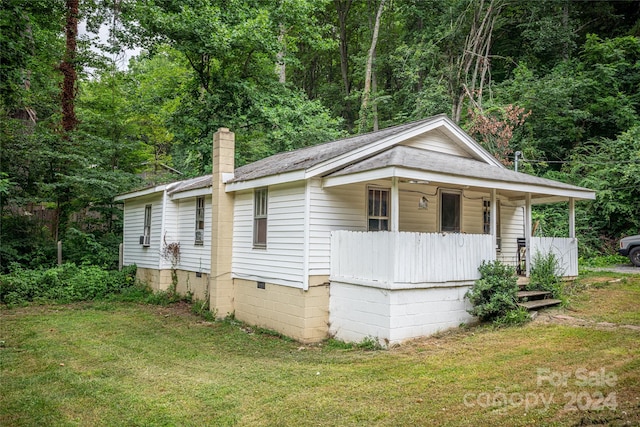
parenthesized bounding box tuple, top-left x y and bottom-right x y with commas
(140, 235, 150, 246)
(195, 230, 204, 243)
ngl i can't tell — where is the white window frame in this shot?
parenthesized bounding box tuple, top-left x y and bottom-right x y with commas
(367, 186, 390, 231)
(195, 196, 205, 245)
(483, 198, 502, 251)
(483, 199, 491, 234)
(142, 204, 152, 247)
(253, 187, 268, 248)
(439, 189, 461, 233)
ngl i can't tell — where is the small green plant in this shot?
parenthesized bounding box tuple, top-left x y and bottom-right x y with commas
(191, 298, 214, 321)
(493, 306, 531, 327)
(323, 336, 385, 351)
(528, 250, 564, 301)
(161, 239, 181, 298)
(465, 260, 527, 325)
(355, 336, 385, 350)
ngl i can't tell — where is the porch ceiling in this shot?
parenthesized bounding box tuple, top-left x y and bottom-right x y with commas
(322, 146, 595, 202)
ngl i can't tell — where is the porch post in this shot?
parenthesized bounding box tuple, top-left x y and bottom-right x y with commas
(491, 188, 497, 251)
(391, 176, 399, 232)
(525, 193, 532, 277)
(569, 197, 575, 239)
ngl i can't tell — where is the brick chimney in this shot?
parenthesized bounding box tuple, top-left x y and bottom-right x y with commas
(210, 128, 235, 317)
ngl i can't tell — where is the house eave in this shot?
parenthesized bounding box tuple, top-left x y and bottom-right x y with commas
(114, 185, 167, 201)
(225, 170, 306, 192)
(322, 166, 596, 201)
(169, 187, 212, 200)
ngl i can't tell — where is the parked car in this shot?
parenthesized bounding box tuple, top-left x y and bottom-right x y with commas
(618, 235, 640, 267)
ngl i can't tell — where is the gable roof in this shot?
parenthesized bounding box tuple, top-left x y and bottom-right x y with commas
(230, 114, 500, 184)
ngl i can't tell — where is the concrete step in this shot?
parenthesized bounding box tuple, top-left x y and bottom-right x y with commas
(517, 290, 551, 299)
(518, 299, 562, 310)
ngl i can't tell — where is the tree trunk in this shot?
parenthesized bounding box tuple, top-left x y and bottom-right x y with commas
(53, 0, 79, 241)
(359, 0, 385, 133)
(335, 0, 353, 130)
(562, 0, 570, 61)
(61, 0, 79, 133)
(335, 0, 352, 97)
(276, 23, 286, 83)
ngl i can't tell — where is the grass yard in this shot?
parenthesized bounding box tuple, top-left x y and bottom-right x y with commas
(1, 275, 639, 426)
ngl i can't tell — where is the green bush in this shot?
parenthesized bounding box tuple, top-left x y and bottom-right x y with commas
(465, 260, 524, 324)
(494, 306, 531, 327)
(62, 228, 119, 269)
(528, 250, 564, 300)
(579, 254, 629, 268)
(0, 263, 137, 306)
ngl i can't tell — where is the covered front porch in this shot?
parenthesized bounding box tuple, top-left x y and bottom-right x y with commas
(323, 147, 595, 344)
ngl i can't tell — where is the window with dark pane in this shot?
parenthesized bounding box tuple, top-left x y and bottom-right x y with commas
(195, 196, 205, 245)
(440, 192, 460, 232)
(142, 204, 152, 246)
(253, 188, 268, 247)
(368, 187, 390, 231)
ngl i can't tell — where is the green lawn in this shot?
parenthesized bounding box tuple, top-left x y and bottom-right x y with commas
(2, 277, 639, 426)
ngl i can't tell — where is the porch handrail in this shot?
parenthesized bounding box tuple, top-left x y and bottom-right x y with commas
(330, 231, 495, 288)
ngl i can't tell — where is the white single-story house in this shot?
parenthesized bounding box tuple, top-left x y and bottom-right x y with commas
(115, 115, 595, 345)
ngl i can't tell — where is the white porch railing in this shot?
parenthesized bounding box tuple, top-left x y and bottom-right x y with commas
(330, 231, 495, 288)
(530, 237, 578, 277)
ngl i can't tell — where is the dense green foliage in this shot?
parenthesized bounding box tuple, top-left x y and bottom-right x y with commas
(1, 0, 639, 269)
(0, 263, 137, 306)
(465, 260, 528, 325)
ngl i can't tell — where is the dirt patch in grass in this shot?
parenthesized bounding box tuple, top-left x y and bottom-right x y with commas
(565, 275, 640, 325)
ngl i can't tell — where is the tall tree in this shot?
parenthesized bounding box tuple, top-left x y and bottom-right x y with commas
(359, 0, 386, 132)
(60, 0, 79, 133)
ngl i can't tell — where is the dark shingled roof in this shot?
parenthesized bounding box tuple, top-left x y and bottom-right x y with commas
(327, 145, 589, 192)
(166, 175, 212, 195)
(231, 116, 445, 183)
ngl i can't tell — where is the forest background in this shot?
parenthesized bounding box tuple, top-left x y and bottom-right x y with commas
(1, 0, 639, 272)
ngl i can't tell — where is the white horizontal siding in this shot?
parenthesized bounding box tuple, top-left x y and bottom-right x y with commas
(400, 129, 470, 157)
(399, 187, 488, 235)
(461, 190, 485, 235)
(497, 203, 524, 266)
(159, 195, 179, 269)
(398, 185, 436, 232)
(308, 180, 366, 275)
(173, 196, 212, 273)
(232, 182, 306, 287)
(122, 194, 163, 269)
